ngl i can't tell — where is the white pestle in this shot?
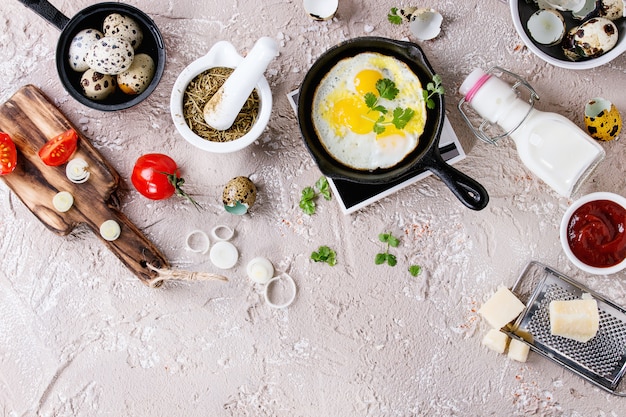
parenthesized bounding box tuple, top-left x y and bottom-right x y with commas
(203, 37, 279, 131)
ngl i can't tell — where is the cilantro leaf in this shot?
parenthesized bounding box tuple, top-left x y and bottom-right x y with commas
(376, 78, 399, 101)
(409, 265, 422, 277)
(312, 245, 337, 266)
(375, 253, 387, 265)
(391, 107, 415, 129)
(299, 177, 332, 215)
(388, 7, 403, 25)
(386, 254, 398, 267)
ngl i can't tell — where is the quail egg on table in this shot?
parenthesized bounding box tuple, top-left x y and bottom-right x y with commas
(68, 28, 103, 72)
(87, 36, 135, 75)
(81, 69, 117, 101)
(585, 97, 622, 141)
(103, 13, 144, 49)
(222, 176, 257, 215)
(562, 17, 619, 60)
(117, 53, 155, 95)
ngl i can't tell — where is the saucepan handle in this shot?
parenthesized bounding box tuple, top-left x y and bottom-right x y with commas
(424, 155, 490, 211)
(17, 0, 70, 31)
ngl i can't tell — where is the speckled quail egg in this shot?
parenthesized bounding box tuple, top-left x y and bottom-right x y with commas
(80, 69, 117, 101)
(117, 53, 155, 95)
(87, 36, 134, 75)
(222, 176, 257, 215)
(562, 17, 619, 60)
(103, 13, 143, 49)
(584, 97, 622, 141)
(68, 28, 103, 72)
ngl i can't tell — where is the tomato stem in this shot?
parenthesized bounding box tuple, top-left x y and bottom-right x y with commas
(164, 172, 202, 211)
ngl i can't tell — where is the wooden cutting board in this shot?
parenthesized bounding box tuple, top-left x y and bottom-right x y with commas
(0, 85, 168, 285)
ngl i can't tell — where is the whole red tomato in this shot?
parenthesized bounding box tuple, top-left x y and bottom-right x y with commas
(131, 153, 201, 209)
(0, 132, 17, 175)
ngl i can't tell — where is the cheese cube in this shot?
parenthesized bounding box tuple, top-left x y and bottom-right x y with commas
(549, 297, 599, 343)
(507, 338, 530, 362)
(482, 329, 510, 354)
(478, 287, 526, 329)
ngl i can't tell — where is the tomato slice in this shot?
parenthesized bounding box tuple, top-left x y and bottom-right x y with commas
(38, 129, 78, 167)
(0, 132, 17, 175)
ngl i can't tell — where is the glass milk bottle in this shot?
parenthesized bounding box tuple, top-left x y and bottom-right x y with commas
(458, 67, 605, 198)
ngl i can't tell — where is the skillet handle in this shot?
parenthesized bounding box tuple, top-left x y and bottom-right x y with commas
(426, 156, 490, 211)
(18, 0, 70, 31)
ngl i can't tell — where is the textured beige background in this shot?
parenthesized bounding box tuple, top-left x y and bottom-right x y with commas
(1, 0, 626, 416)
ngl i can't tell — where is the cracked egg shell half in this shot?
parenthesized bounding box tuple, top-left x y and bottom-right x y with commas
(527, 9, 567, 46)
(222, 176, 257, 215)
(409, 9, 443, 41)
(562, 17, 619, 60)
(585, 97, 622, 141)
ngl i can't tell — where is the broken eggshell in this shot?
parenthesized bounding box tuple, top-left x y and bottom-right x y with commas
(573, 0, 626, 20)
(527, 9, 567, 45)
(585, 97, 622, 141)
(409, 8, 443, 41)
(562, 17, 619, 60)
(303, 0, 338, 20)
(222, 176, 257, 215)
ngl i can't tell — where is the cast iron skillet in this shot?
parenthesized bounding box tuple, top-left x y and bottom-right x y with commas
(18, 0, 166, 111)
(298, 37, 489, 211)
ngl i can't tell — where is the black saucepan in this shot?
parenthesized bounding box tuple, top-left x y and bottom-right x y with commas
(298, 37, 489, 211)
(18, 0, 166, 111)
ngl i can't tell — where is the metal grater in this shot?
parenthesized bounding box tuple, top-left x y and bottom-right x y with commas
(507, 261, 626, 396)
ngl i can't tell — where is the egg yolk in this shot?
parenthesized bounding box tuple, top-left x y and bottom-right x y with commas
(354, 69, 383, 95)
(330, 97, 375, 135)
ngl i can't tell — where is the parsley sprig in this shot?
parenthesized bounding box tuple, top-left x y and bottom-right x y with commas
(364, 78, 415, 134)
(375, 232, 400, 266)
(300, 176, 331, 215)
(311, 245, 337, 266)
(423, 74, 445, 110)
(387, 7, 403, 25)
(409, 265, 422, 277)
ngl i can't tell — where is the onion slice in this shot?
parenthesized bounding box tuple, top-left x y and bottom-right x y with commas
(209, 241, 239, 269)
(246, 257, 274, 284)
(52, 191, 74, 212)
(185, 229, 210, 254)
(66, 158, 90, 183)
(100, 219, 121, 241)
(210, 224, 235, 241)
(264, 272, 297, 309)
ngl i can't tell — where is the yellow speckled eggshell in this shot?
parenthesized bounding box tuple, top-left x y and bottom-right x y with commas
(584, 100, 622, 141)
(222, 176, 257, 208)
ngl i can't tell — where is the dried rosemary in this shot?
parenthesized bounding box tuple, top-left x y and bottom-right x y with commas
(183, 67, 260, 142)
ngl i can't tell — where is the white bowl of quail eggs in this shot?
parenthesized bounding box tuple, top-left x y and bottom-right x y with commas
(510, 0, 626, 69)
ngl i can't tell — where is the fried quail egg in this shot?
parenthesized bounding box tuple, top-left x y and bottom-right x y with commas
(312, 52, 427, 171)
(585, 97, 622, 141)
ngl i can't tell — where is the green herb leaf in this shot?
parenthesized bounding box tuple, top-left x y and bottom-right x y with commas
(409, 265, 422, 276)
(375, 253, 387, 265)
(388, 7, 403, 25)
(379, 233, 391, 243)
(364, 92, 378, 109)
(376, 78, 399, 101)
(391, 107, 415, 129)
(315, 176, 331, 201)
(299, 178, 332, 215)
(387, 234, 400, 248)
(386, 254, 398, 267)
(312, 245, 337, 266)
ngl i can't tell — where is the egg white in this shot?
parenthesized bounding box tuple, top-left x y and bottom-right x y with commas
(312, 52, 426, 170)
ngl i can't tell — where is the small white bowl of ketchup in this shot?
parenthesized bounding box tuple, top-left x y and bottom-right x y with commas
(560, 192, 626, 275)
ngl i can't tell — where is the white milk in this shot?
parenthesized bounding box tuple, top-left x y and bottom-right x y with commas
(460, 68, 604, 197)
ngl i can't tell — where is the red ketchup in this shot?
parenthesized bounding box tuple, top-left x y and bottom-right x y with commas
(567, 199, 626, 268)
